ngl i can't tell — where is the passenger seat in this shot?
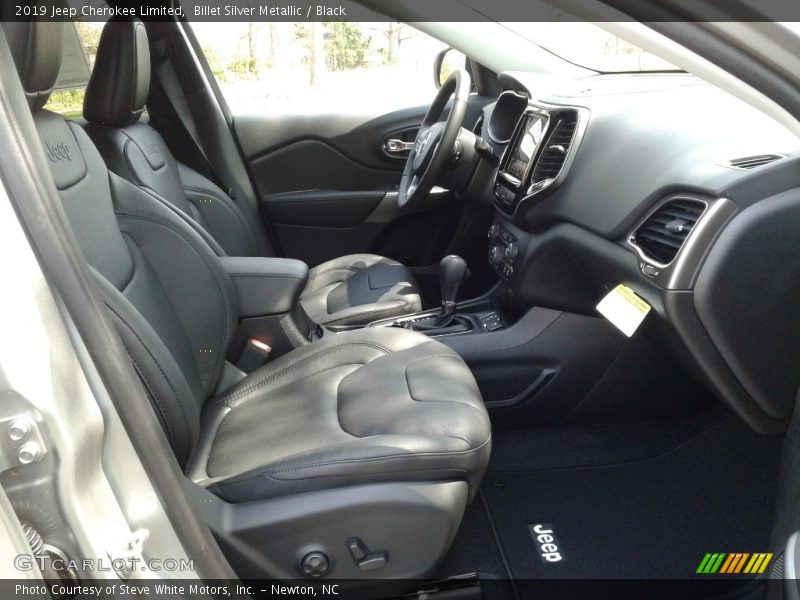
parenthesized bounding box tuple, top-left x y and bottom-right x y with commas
(3, 20, 491, 581)
(82, 18, 422, 328)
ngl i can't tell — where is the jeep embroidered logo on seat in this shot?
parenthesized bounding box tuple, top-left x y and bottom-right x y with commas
(529, 523, 565, 563)
(45, 140, 72, 162)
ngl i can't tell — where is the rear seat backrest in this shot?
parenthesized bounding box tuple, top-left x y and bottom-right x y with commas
(83, 17, 270, 259)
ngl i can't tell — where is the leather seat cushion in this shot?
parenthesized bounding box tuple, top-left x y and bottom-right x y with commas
(201, 328, 491, 502)
(301, 254, 422, 326)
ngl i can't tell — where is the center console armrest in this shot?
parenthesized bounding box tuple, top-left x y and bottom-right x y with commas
(220, 256, 309, 317)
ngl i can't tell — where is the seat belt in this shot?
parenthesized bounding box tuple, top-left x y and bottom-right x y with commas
(156, 57, 206, 162)
(150, 29, 277, 257)
(154, 54, 235, 198)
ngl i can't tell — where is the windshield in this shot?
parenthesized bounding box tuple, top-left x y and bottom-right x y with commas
(502, 22, 682, 73)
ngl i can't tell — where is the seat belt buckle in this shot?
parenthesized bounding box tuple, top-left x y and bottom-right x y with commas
(237, 338, 271, 373)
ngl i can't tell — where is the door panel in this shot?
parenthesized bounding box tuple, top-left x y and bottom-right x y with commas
(261, 187, 460, 268)
(249, 138, 402, 195)
(235, 106, 431, 182)
(236, 100, 489, 269)
(262, 189, 385, 227)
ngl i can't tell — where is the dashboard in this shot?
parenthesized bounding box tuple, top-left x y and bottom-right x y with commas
(479, 71, 800, 434)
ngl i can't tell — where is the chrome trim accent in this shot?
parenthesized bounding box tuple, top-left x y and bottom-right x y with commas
(494, 103, 589, 219)
(626, 196, 709, 270)
(625, 194, 740, 290)
(382, 139, 414, 154)
(498, 171, 521, 187)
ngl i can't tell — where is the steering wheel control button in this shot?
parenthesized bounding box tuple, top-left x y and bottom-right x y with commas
(347, 538, 389, 571)
(300, 551, 330, 577)
(451, 140, 464, 166)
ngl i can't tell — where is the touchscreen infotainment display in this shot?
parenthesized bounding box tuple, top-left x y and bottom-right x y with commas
(506, 114, 547, 183)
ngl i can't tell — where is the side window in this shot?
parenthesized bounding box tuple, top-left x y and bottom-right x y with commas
(45, 22, 104, 118)
(190, 22, 449, 114)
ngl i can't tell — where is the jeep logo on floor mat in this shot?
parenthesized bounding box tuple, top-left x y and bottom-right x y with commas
(529, 523, 565, 563)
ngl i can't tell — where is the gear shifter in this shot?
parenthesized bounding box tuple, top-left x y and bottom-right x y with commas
(435, 255, 470, 327)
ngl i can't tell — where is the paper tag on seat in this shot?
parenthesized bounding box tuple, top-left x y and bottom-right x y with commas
(596, 284, 651, 337)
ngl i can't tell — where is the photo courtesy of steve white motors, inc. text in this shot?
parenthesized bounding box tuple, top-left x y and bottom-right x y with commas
(14, 583, 343, 597)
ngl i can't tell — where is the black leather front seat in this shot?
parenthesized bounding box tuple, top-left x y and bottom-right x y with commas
(81, 18, 422, 327)
(4, 20, 490, 580)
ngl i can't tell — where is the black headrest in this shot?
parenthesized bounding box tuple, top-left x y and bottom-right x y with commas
(2, 21, 65, 110)
(84, 18, 150, 127)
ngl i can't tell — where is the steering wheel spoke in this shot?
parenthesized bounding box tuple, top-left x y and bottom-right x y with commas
(397, 69, 471, 211)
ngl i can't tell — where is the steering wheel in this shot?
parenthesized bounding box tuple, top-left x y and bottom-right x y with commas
(397, 69, 471, 211)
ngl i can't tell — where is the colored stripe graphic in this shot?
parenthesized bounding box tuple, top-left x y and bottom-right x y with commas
(719, 553, 749, 574)
(697, 552, 773, 574)
(697, 553, 726, 574)
(718, 554, 735, 574)
(744, 553, 773, 574)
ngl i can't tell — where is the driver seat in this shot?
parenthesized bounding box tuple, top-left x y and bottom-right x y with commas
(82, 18, 422, 327)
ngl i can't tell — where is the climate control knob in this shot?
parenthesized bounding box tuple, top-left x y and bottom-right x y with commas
(488, 224, 501, 241)
(490, 245, 505, 266)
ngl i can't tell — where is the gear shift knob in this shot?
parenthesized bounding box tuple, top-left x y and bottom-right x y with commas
(438, 255, 470, 324)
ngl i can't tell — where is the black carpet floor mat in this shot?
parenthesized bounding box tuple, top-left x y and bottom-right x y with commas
(437, 408, 782, 599)
(436, 497, 508, 579)
(482, 413, 781, 582)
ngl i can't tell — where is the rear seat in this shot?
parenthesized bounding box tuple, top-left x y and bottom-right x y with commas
(81, 18, 424, 327)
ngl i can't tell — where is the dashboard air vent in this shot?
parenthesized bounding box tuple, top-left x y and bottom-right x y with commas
(726, 154, 783, 169)
(531, 112, 578, 183)
(632, 199, 706, 264)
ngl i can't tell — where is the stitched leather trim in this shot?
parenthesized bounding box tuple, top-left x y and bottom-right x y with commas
(104, 302, 191, 455)
(116, 212, 231, 396)
(209, 435, 492, 491)
(316, 297, 421, 326)
(124, 182, 227, 258)
(183, 185, 260, 256)
(217, 339, 393, 406)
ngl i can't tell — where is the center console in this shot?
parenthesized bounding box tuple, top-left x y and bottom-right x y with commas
(366, 254, 509, 338)
(368, 299, 506, 336)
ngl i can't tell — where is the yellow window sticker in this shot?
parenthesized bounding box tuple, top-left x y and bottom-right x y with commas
(596, 284, 651, 337)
